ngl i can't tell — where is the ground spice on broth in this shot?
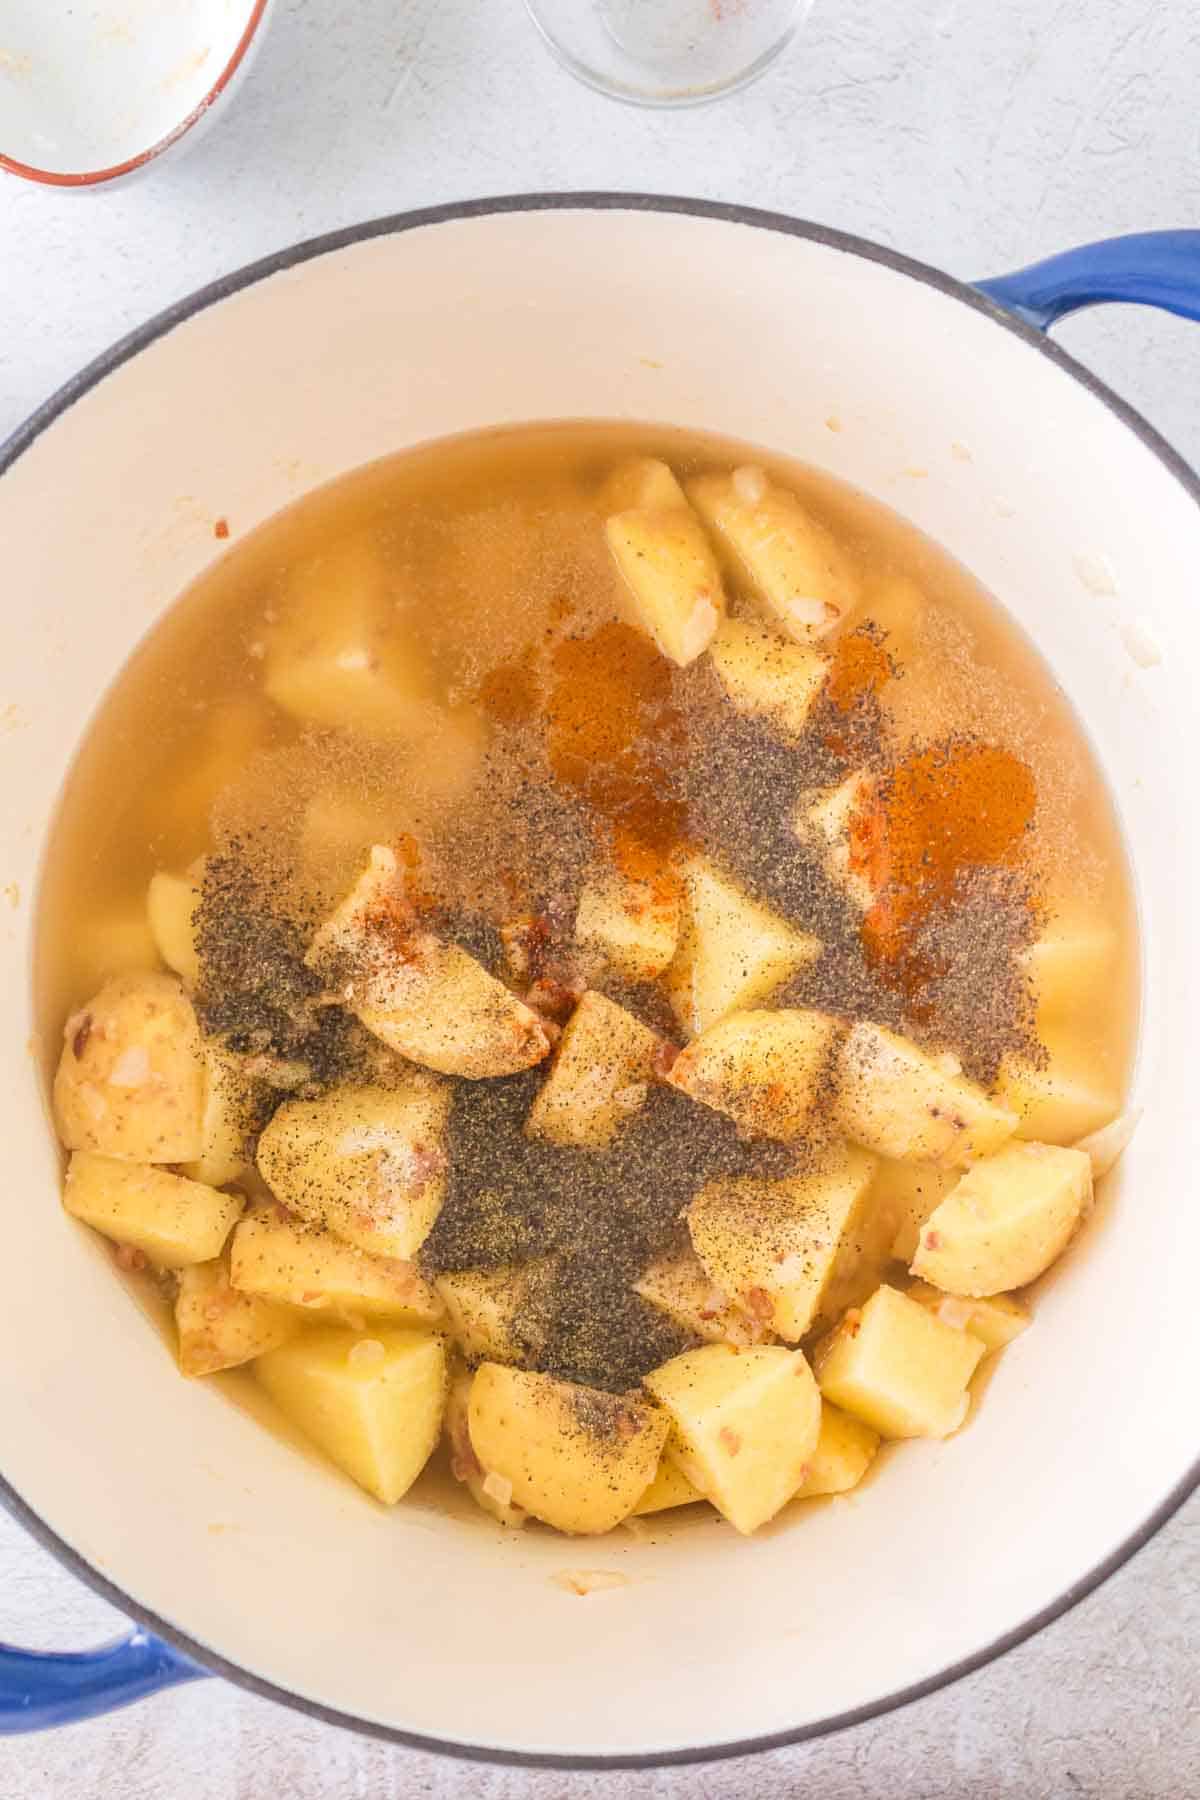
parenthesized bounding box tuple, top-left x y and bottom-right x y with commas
(36, 422, 1139, 1397)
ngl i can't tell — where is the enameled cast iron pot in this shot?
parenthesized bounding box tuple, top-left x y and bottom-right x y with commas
(1, 198, 1198, 1766)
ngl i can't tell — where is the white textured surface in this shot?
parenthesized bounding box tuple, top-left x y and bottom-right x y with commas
(1, 0, 1199, 1790)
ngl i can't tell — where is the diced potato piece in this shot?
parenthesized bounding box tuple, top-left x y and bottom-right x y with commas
(71, 907, 163, 994)
(910, 1141, 1092, 1297)
(526, 991, 660, 1149)
(298, 788, 399, 898)
(668, 1007, 838, 1142)
(632, 1455, 707, 1515)
(256, 1078, 449, 1261)
(263, 535, 434, 738)
(146, 869, 202, 989)
(1019, 902, 1118, 1027)
(256, 1327, 447, 1505)
(605, 507, 726, 667)
(229, 1209, 444, 1325)
(688, 470, 859, 643)
(146, 698, 273, 865)
(175, 1259, 296, 1376)
(435, 1265, 538, 1364)
(645, 1343, 821, 1535)
(993, 1049, 1119, 1146)
(905, 1281, 1030, 1351)
(601, 457, 689, 514)
(634, 1244, 767, 1348)
(688, 1143, 879, 1341)
(54, 974, 206, 1163)
(814, 1284, 985, 1439)
(575, 864, 680, 982)
(64, 1152, 243, 1269)
(444, 1368, 527, 1528)
(794, 771, 876, 912)
(872, 1159, 960, 1263)
(179, 1042, 267, 1188)
(794, 1402, 880, 1499)
(841, 573, 926, 667)
(306, 846, 550, 1078)
(836, 1023, 1017, 1168)
(469, 1365, 668, 1535)
(708, 614, 828, 742)
(665, 855, 821, 1037)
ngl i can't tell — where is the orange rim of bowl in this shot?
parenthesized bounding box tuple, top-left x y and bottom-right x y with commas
(0, 0, 270, 188)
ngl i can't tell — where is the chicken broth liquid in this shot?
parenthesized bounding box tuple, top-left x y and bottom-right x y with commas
(38, 422, 1138, 1415)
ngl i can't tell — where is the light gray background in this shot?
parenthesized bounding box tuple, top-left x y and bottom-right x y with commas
(1, 1, 1197, 1793)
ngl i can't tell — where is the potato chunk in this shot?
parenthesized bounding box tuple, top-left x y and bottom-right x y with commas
(574, 862, 680, 982)
(435, 1264, 540, 1364)
(910, 1141, 1092, 1296)
(256, 1327, 447, 1505)
(993, 1048, 1119, 1146)
(632, 1455, 707, 1515)
(606, 506, 726, 667)
(306, 846, 550, 1078)
(146, 869, 202, 989)
(836, 1023, 1017, 1168)
(708, 614, 828, 742)
(1019, 902, 1118, 1028)
(229, 1209, 444, 1325)
(468, 1365, 668, 1535)
(64, 1152, 243, 1269)
(444, 1368, 528, 1528)
(175, 1259, 296, 1376)
(644, 1343, 821, 1535)
(688, 470, 859, 643)
(256, 1078, 449, 1261)
(872, 1159, 960, 1263)
(634, 1244, 768, 1348)
(794, 1402, 880, 1499)
(794, 771, 877, 912)
(904, 1281, 1030, 1351)
(54, 973, 206, 1163)
(668, 1007, 838, 1142)
(601, 457, 689, 514)
(665, 854, 821, 1038)
(180, 1043, 268, 1189)
(263, 535, 434, 738)
(688, 1143, 878, 1341)
(526, 991, 660, 1149)
(814, 1284, 985, 1439)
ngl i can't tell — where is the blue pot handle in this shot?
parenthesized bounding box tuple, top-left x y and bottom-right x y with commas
(976, 230, 1200, 331)
(0, 1629, 206, 1733)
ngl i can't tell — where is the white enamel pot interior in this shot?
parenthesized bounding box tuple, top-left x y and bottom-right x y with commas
(0, 198, 1197, 1766)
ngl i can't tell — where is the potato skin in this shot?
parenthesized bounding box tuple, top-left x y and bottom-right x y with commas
(54, 972, 206, 1163)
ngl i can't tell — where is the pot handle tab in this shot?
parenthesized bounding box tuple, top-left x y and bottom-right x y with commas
(976, 230, 1200, 331)
(0, 1629, 206, 1733)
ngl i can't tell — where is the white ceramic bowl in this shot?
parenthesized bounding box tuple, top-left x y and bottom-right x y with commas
(0, 0, 273, 188)
(0, 198, 1198, 1765)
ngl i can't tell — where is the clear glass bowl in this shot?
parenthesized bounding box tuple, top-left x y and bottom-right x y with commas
(523, 0, 811, 106)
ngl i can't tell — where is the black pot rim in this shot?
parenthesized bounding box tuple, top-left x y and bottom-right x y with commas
(2, 191, 1197, 1772)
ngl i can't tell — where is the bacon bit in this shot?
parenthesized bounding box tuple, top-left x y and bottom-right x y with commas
(924, 1230, 942, 1251)
(718, 1426, 742, 1457)
(71, 1013, 93, 1060)
(743, 1285, 774, 1323)
(523, 977, 582, 1025)
(113, 1242, 147, 1273)
(653, 1040, 680, 1079)
(552, 1569, 630, 1597)
(213, 517, 230, 540)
